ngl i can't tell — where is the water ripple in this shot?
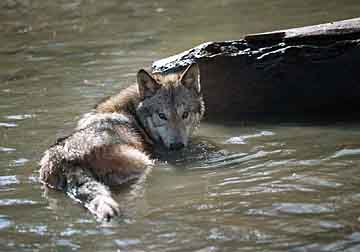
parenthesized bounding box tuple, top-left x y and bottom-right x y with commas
(247, 202, 334, 217)
(114, 238, 141, 247)
(225, 131, 275, 144)
(0, 146, 16, 153)
(16, 224, 48, 235)
(284, 174, 342, 188)
(9, 158, 29, 167)
(318, 220, 344, 230)
(4, 114, 35, 120)
(0, 199, 37, 206)
(193, 150, 283, 170)
(257, 182, 315, 193)
(291, 231, 360, 252)
(330, 148, 360, 159)
(272, 203, 334, 214)
(0, 175, 19, 186)
(0, 122, 17, 128)
(56, 239, 81, 250)
(0, 215, 12, 230)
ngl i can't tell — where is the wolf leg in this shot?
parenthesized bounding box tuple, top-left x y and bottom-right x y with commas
(65, 165, 120, 221)
(40, 144, 121, 221)
(39, 125, 151, 221)
(88, 144, 153, 186)
(39, 146, 67, 190)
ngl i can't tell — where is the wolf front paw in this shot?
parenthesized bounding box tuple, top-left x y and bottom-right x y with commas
(87, 195, 121, 221)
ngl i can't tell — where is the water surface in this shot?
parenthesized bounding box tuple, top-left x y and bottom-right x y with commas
(1, 1, 360, 251)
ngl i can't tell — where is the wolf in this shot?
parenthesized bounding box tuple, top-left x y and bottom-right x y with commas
(39, 63, 205, 221)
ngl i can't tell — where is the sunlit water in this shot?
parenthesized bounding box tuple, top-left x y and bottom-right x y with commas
(1, 1, 360, 251)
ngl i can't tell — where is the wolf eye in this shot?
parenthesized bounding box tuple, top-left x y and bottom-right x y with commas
(182, 111, 189, 119)
(158, 113, 167, 120)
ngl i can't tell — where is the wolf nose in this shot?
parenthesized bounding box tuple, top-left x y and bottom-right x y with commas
(170, 142, 185, 150)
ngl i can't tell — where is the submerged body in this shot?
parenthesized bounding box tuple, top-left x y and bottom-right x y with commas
(39, 64, 205, 220)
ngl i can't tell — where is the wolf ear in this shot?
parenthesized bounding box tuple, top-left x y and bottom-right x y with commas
(180, 63, 201, 94)
(137, 69, 161, 99)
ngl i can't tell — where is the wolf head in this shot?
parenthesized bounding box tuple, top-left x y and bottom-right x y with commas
(135, 63, 205, 150)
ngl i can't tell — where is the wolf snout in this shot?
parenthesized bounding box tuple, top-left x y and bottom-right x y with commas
(169, 142, 185, 150)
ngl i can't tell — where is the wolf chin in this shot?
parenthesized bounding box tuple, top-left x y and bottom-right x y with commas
(39, 64, 205, 221)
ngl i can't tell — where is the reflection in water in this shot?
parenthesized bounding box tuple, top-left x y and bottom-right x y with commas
(1, 0, 360, 251)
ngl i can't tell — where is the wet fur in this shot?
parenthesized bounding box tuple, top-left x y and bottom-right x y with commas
(39, 64, 204, 221)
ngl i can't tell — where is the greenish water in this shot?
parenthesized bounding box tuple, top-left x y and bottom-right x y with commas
(1, 1, 360, 251)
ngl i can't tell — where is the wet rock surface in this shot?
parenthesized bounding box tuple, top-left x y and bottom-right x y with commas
(152, 18, 360, 121)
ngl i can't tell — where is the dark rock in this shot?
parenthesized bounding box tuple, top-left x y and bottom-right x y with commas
(152, 18, 360, 121)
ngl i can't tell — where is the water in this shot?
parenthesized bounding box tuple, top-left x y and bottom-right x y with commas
(1, 1, 360, 251)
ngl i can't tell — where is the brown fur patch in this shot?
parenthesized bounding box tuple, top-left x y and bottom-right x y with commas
(96, 85, 140, 113)
(95, 72, 184, 114)
(86, 144, 152, 186)
(39, 148, 65, 189)
(113, 124, 146, 151)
